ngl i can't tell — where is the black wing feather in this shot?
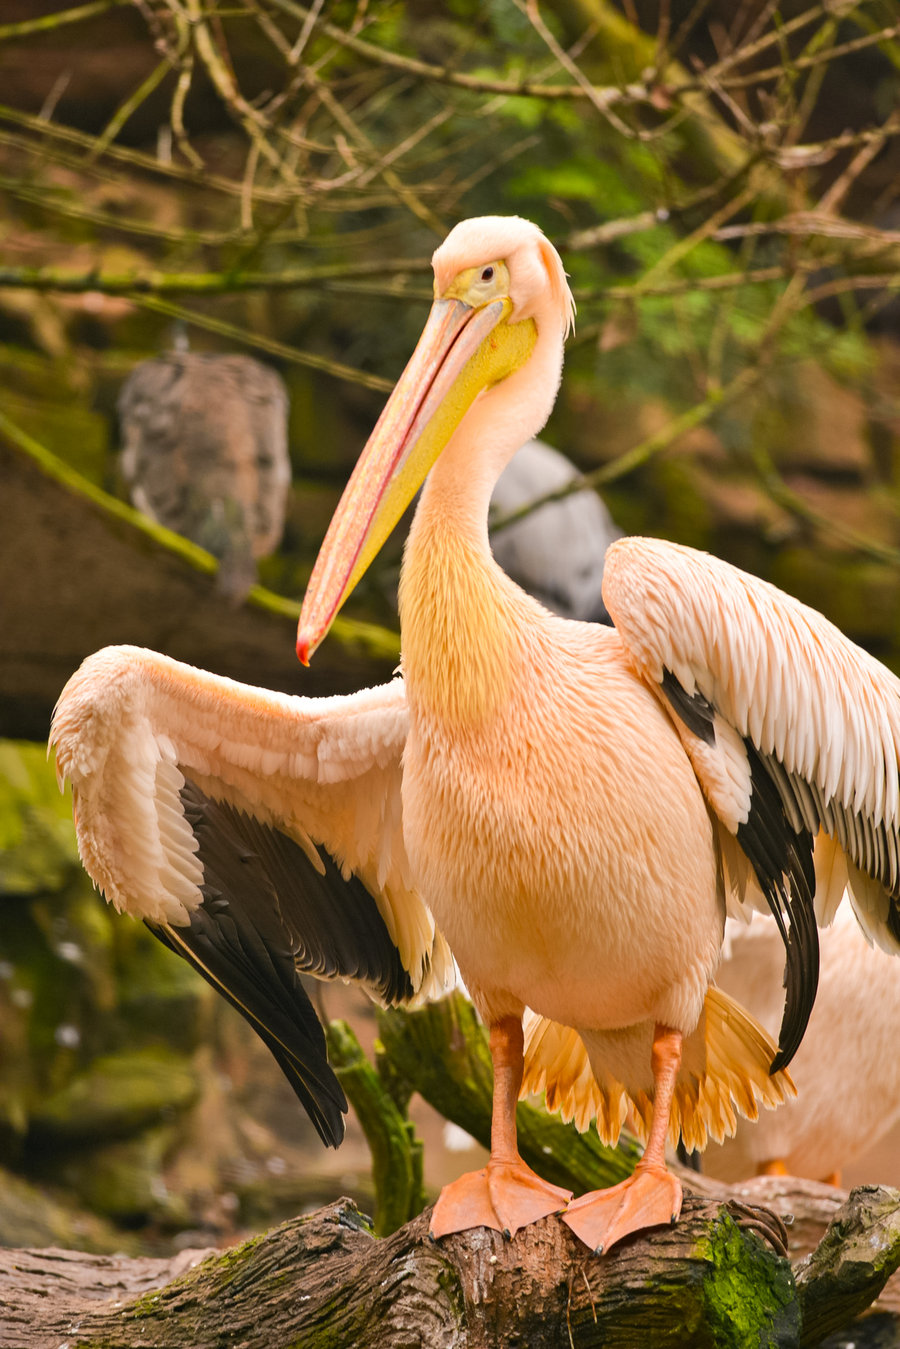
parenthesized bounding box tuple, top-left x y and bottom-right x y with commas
(145, 777, 414, 1148)
(735, 739, 818, 1072)
(662, 668, 716, 745)
(150, 908, 346, 1147)
(663, 672, 818, 1073)
(194, 786, 414, 1005)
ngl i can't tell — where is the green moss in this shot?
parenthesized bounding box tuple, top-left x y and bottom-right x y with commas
(695, 1215, 799, 1348)
(0, 741, 80, 894)
(327, 1019, 424, 1236)
(125, 1232, 267, 1320)
(30, 1045, 199, 1141)
(126, 1290, 167, 1320)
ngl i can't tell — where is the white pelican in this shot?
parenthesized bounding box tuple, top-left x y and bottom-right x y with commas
(119, 347, 290, 603)
(52, 216, 900, 1255)
(489, 438, 622, 621)
(704, 910, 900, 1185)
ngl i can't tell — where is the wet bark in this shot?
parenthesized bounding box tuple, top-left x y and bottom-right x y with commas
(2, 1184, 900, 1349)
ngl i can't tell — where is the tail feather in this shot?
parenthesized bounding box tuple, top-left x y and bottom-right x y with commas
(522, 986, 795, 1153)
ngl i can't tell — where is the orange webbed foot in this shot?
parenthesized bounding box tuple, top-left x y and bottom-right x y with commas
(562, 1162, 683, 1254)
(430, 1160, 572, 1240)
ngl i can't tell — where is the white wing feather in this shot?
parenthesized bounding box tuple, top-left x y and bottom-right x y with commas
(603, 537, 900, 948)
(51, 644, 452, 998)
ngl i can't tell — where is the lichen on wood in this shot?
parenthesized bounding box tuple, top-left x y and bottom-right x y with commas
(0, 1195, 800, 1349)
(795, 1185, 900, 1347)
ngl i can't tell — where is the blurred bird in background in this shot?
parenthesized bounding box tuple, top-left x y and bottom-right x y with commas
(118, 333, 291, 603)
(489, 439, 621, 623)
(703, 909, 900, 1186)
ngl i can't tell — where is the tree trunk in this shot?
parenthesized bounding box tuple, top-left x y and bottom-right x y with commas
(3, 1184, 900, 1348)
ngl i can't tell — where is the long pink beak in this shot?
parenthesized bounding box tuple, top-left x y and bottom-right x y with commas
(297, 295, 507, 664)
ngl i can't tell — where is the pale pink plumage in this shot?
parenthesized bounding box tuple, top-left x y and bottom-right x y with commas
(705, 910, 900, 1182)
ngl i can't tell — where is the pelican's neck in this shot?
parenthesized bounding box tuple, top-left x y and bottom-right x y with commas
(399, 476, 515, 727)
(399, 318, 565, 726)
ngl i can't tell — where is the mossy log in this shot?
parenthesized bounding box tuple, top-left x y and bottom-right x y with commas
(3, 998, 900, 1342)
(4, 1186, 900, 1348)
(0, 1196, 796, 1348)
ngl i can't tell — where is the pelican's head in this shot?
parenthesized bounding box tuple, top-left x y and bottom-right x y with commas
(297, 215, 574, 663)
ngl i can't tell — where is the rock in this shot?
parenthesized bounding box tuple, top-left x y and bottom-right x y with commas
(0, 1164, 138, 1254)
(51, 1124, 191, 1226)
(29, 1047, 199, 1143)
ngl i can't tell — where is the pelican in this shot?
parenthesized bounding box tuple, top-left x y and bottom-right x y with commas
(488, 438, 622, 621)
(52, 216, 900, 1256)
(704, 910, 900, 1186)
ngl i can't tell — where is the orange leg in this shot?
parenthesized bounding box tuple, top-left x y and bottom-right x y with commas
(759, 1161, 842, 1187)
(757, 1159, 790, 1178)
(563, 1024, 684, 1254)
(430, 1016, 572, 1239)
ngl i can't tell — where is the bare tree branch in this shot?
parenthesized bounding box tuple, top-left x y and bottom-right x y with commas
(0, 0, 129, 39)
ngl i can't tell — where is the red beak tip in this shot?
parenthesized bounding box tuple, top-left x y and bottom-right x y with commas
(296, 636, 311, 667)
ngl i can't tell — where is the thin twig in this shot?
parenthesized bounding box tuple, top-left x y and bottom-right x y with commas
(301, 64, 445, 234)
(0, 257, 430, 295)
(491, 365, 763, 531)
(520, 0, 638, 139)
(89, 58, 172, 163)
(671, 2, 841, 89)
(168, 6, 204, 169)
(185, 0, 299, 185)
(685, 19, 900, 94)
(0, 170, 342, 247)
(0, 0, 128, 39)
(817, 109, 900, 215)
(264, 0, 647, 106)
(130, 295, 394, 391)
(37, 73, 72, 124)
(779, 11, 839, 151)
(633, 184, 759, 292)
(563, 213, 662, 252)
(568, 265, 793, 316)
(715, 210, 900, 254)
(290, 0, 325, 62)
(240, 138, 262, 233)
(803, 272, 900, 308)
(0, 103, 296, 203)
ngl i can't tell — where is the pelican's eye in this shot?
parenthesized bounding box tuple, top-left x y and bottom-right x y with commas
(443, 259, 510, 307)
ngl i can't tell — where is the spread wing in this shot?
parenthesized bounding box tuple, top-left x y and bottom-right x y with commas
(603, 536, 900, 1070)
(51, 645, 453, 1146)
